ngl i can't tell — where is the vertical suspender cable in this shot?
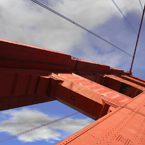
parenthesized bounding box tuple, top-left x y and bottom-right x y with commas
(112, 0, 137, 35)
(130, 5, 145, 73)
(139, 0, 144, 10)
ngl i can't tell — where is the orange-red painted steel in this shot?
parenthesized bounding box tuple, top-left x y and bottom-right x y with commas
(0, 39, 145, 144)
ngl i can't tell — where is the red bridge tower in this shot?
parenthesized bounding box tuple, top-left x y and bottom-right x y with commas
(1, 39, 145, 144)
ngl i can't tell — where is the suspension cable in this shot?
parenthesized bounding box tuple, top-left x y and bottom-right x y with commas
(112, 0, 137, 35)
(129, 5, 145, 73)
(0, 112, 79, 143)
(31, 0, 133, 57)
(139, 0, 144, 10)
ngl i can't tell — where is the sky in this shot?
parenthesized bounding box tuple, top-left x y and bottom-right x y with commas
(0, 0, 145, 144)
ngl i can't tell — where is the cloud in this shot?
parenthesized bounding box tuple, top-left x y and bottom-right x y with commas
(0, 108, 92, 142)
(0, 0, 145, 75)
(0, 0, 145, 142)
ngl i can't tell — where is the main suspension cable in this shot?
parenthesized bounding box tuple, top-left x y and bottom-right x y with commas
(31, 0, 133, 57)
(0, 112, 79, 143)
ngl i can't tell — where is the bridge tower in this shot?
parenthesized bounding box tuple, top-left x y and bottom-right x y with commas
(1, 39, 145, 144)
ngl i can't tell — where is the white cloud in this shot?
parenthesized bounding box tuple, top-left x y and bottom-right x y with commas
(0, 0, 145, 142)
(0, 108, 92, 142)
(0, 0, 145, 73)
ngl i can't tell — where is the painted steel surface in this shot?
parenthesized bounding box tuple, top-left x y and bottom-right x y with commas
(0, 39, 145, 144)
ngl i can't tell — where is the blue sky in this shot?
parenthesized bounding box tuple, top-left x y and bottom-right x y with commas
(0, 101, 93, 144)
(0, 0, 145, 144)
